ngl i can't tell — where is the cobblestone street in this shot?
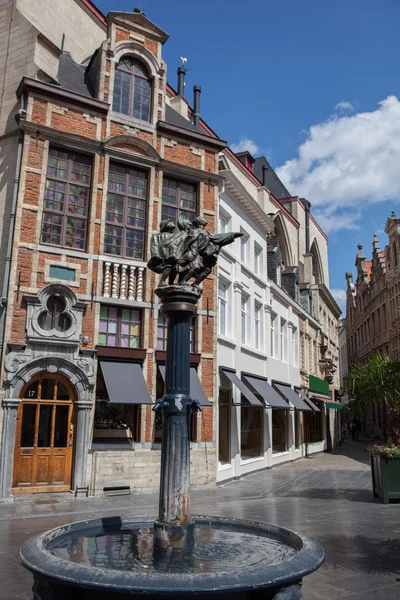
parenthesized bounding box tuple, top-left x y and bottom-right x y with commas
(1, 440, 399, 599)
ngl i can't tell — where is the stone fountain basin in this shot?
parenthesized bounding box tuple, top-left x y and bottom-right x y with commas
(20, 515, 325, 599)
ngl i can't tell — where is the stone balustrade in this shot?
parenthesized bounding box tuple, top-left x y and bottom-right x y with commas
(102, 261, 145, 302)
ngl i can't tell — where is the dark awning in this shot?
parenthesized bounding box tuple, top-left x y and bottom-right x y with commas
(274, 383, 313, 411)
(100, 361, 153, 405)
(158, 365, 211, 406)
(243, 375, 289, 409)
(299, 392, 321, 412)
(220, 368, 263, 406)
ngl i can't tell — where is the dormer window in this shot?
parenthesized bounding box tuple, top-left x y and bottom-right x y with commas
(113, 57, 151, 121)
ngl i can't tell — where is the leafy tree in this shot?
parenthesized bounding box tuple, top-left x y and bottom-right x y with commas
(345, 353, 400, 444)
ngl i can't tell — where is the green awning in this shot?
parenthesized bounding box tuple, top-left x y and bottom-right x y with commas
(325, 402, 343, 410)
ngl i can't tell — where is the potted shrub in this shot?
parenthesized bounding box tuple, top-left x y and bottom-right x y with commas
(346, 354, 400, 502)
(370, 444, 400, 503)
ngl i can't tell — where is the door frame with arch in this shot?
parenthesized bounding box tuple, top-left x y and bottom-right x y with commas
(12, 373, 76, 494)
(0, 354, 94, 501)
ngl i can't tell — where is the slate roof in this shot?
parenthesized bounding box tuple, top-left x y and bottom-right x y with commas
(164, 104, 209, 135)
(56, 52, 93, 98)
(253, 156, 291, 199)
(54, 53, 210, 138)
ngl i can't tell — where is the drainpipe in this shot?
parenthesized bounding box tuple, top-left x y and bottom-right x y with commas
(193, 85, 201, 127)
(0, 98, 26, 364)
(304, 199, 311, 253)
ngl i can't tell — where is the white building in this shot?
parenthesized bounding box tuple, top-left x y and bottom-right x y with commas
(216, 150, 321, 483)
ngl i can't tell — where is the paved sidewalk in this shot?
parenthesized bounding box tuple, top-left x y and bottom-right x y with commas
(1, 440, 399, 599)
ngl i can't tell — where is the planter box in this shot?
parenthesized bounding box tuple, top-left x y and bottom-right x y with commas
(371, 454, 400, 504)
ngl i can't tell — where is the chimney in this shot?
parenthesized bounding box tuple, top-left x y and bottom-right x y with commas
(262, 164, 268, 187)
(177, 66, 186, 96)
(193, 85, 201, 127)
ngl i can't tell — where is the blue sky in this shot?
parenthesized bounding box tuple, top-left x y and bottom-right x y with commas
(96, 0, 400, 311)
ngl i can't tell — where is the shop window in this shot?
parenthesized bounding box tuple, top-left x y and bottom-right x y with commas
(241, 402, 262, 459)
(41, 148, 91, 250)
(104, 162, 147, 260)
(99, 306, 141, 348)
(295, 411, 302, 448)
(161, 177, 197, 224)
(272, 409, 288, 453)
(112, 57, 151, 121)
(93, 367, 140, 443)
(157, 313, 195, 352)
(218, 388, 230, 463)
(305, 401, 324, 442)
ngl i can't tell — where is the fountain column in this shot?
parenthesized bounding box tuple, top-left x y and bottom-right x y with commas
(153, 285, 201, 551)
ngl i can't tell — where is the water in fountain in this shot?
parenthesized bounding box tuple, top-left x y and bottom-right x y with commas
(48, 519, 296, 575)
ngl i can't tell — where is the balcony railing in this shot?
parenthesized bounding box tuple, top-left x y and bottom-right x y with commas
(102, 261, 145, 301)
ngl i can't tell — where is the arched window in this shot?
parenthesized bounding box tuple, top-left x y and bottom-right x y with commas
(112, 57, 151, 121)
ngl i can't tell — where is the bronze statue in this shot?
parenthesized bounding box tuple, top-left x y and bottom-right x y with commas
(147, 216, 242, 287)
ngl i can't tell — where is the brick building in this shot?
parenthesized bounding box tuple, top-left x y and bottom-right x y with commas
(344, 216, 400, 432)
(345, 214, 400, 432)
(0, 2, 223, 499)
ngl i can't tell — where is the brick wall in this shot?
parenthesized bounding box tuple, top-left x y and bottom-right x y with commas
(1, 6, 219, 489)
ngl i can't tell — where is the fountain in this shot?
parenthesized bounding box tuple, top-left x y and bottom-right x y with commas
(20, 217, 324, 599)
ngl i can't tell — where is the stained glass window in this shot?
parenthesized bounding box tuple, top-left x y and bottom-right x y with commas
(99, 306, 141, 348)
(157, 313, 195, 352)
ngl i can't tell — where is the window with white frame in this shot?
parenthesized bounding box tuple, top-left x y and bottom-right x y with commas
(254, 243, 262, 275)
(292, 326, 298, 366)
(254, 302, 262, 350)
(240, 230, 248, 264)
(313, 339, 318, 372)
(270, 312, 277, 357)
(300, 331, 305, 370)
(218, 281, 228, 336)
(241, 295, 248, 344)
(219, 212, 229, 234)
(280, 318, 287, 362)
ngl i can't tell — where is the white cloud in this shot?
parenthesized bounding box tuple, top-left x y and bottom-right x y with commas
(331, 288, 347, 309)
(334, 100, 355, 113)
(276, 96, 400, 231)
(230, 137, 259, 155)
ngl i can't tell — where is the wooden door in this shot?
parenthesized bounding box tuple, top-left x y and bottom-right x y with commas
(12, 375, 75, 494)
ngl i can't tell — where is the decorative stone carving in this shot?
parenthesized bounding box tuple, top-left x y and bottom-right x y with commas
(77, 358, 94, 378)
(25, 284, 86, 346)
(4, 352, 28, 374)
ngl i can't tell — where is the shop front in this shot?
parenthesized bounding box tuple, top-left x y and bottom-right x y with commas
(216, 370, 321, 483)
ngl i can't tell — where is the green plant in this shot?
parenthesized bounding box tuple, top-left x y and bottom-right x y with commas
(345, 353, 400, 443)
(369, 443, 400, 458)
